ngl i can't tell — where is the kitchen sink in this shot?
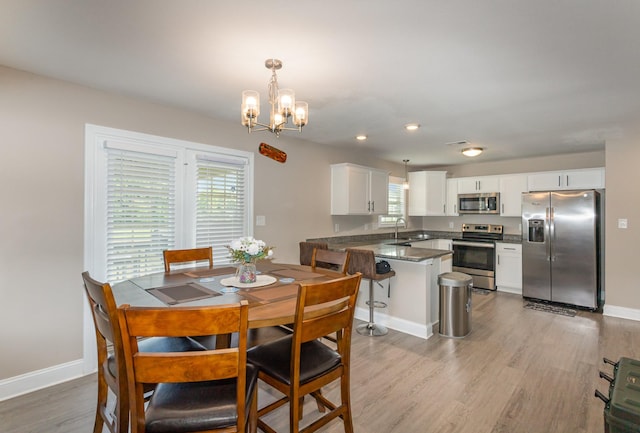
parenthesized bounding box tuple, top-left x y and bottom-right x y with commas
(387, 241, 413, 246)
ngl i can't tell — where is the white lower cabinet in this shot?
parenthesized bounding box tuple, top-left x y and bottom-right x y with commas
(495, 242, 522, 294)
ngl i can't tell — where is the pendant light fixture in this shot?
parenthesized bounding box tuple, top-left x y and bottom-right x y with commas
(403, 159, 410, 190)
(241, 58, 309, 137)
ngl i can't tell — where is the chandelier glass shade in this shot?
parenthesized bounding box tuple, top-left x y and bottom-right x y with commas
(241, 59, 308, 137)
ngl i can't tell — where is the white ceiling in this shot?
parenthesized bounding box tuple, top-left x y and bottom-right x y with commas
(1, 0, 639, 167)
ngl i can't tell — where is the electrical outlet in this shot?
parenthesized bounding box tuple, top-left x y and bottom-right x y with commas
(256, 215, 266, 226)
(364, 223, 370, 230)
(448, 221, 454, 229)
(618, 218, 628, 229)
(334, 223, 339, 232)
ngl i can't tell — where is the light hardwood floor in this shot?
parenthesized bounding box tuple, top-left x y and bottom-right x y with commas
(3, 291, 638, 433)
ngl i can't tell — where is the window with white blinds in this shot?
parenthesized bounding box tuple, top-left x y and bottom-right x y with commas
(105, 147, 177, 282)
(378, 176, 406, 227)
(194, 155, 248, 264)
(85, 125, 253, 283)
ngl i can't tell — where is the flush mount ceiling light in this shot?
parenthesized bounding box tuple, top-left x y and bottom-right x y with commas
(405, 123, 420, 131)
(356, 135, 367, 141)
(403, 159, 410, 190)
(241, 58, 309, 137)
(462, 147, 484, 157)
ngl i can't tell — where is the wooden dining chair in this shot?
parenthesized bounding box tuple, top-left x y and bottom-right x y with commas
(311, 248, 351, 274)
(299, 241, 328, 266)
(163, 246, 213, 272)
(81, 271, 204, 433)
(119, 301, 258, 433)
(247, 272, 362, 433)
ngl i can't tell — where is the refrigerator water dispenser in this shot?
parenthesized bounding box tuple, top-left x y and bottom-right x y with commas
(528, 219, 545, 243)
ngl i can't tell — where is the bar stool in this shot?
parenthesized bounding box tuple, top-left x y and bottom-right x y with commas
(347, 248, 396, 336)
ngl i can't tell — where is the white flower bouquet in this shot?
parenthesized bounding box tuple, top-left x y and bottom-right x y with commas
(226, 236, 274, 264)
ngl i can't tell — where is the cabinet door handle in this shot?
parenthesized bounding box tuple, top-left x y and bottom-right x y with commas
(372, 201, 375, 212)
(454, 204, 457, 213)
(497, 255, 500, 265)
(501, 203, 504, 213)
(368, 201, 371, 212)
(443, 204, 445, 213)
(557, 176, 561, 187)
(566, 175, 569, 186)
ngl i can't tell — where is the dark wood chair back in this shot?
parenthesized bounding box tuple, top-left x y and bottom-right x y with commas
(347, 248, 395, 281)
(299, 241, 328, 266)
(81, 271, 129, 433)
(311, 248, 351, 274)
(118, 301, 257, 433)
(162, 247, 213, 272)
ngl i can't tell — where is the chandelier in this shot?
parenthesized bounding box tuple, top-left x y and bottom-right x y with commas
(241, 59, 309, 137)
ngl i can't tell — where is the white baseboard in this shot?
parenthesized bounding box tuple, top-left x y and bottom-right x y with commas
(355, 306, 433, 340)
(0, 359, 87, 402)
(603, 304, 640, 322)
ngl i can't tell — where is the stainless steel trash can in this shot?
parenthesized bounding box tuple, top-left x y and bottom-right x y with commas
(438, 272, 473, 337)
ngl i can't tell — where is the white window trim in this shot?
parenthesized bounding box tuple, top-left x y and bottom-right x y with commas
(82, 124, 254, 372)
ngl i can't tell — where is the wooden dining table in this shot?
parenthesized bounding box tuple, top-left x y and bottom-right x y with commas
(111, 260, 345, 329)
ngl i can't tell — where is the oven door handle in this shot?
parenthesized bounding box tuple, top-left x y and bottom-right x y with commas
(452, 241, 495, 249)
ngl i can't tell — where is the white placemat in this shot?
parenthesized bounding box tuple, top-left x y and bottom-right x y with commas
(219, 274, 277, 288)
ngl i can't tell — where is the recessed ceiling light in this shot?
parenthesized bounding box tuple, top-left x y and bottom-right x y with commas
(356, 135, 367, 141)
(462, 147, 484, 157)
(404, 123, 420, 131)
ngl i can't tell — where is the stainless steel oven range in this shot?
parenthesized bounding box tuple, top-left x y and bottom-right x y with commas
(452, 224, 503, 290)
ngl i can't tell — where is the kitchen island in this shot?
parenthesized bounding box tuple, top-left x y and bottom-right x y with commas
(315, 236, 453, 339)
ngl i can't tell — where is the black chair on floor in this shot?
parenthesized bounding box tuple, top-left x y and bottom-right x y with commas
(119, 301, 258, 433)
(247, 273, 362, 433)
(81, 272, 204, 433)
(346, 248, 396, 336)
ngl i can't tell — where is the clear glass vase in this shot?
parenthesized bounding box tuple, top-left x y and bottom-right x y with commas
(237, 262, 257, 284)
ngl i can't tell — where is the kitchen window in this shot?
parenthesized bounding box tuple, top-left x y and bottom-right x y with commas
(378, 175, 406, 227)
(84, 124, 254, 283)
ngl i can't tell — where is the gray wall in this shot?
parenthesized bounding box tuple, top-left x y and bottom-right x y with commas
(1, 64, 636, 391)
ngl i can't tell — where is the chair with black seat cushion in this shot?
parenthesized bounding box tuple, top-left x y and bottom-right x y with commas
(346, 248, 396, 336)
(81, 271, 205, 433)
(163, 246, 213, 272)
(311, 248, 350, 274)
(247, 272, 362, 433)
(119, 301, 258, 433)
(299, 241, 328, 266)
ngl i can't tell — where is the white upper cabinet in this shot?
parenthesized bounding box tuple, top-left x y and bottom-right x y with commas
(527, 168, 604, 191)
(499, 174, 528, 217)
(446, 178, 459, 216)
(457, 175, 500, 194)
(408, 171, 447, 216)
(330, 163, 389, 215)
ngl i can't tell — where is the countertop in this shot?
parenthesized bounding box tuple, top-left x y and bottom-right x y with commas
(308, 229, 521, 262)
(326, 239, 453, 262)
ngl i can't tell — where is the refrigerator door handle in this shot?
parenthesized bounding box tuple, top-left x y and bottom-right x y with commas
(549, 207, 556, 261)
(545, 207, 552, 261)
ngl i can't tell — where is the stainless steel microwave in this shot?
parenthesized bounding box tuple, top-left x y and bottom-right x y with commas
(458, 192, 500, 214)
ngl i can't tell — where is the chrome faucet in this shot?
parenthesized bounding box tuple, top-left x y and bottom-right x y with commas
(395, 217, 407, 240)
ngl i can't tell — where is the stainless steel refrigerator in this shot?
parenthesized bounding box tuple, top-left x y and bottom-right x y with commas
(522, 190, 600, 309)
